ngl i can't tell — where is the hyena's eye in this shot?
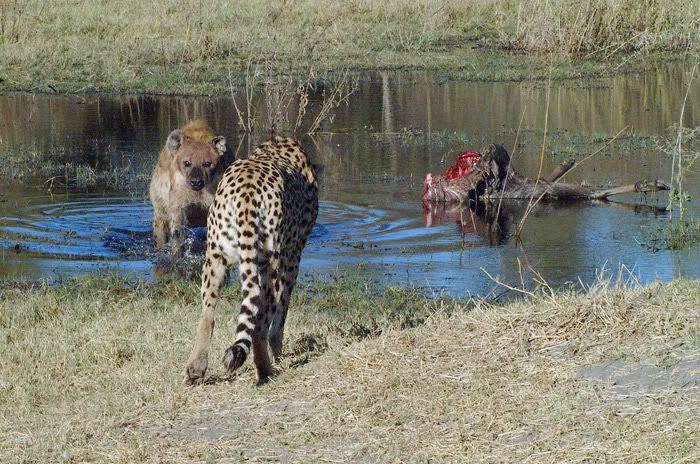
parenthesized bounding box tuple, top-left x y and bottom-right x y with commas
(202, 161, 212, 168)
(183, 160, 192, 167)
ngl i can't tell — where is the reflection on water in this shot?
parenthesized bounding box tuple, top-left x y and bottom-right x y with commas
(0, 63, 698, 295)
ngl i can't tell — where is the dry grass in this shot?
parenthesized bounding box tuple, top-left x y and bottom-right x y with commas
(0, 0, 697, 94)
(511, 0, 700, 57)
(1, 274, 700, 462)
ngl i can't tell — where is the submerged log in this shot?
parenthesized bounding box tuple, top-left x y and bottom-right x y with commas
(422, 144, 670, 204)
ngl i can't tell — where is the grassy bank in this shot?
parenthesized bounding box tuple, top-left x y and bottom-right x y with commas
(0, 146, 139, 193)
(1, 0, 698, 95)
(1, 275, 699, 462)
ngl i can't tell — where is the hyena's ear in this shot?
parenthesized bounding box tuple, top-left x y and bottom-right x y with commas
(166, 129, 183, 154)
(211, 136, 227, 157)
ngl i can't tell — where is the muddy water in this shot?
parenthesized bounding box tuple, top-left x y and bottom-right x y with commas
(1, 63, 699, 296)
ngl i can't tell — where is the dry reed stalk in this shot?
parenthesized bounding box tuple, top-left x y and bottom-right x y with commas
(669, 60, 699, 216)
(516, 66, 552, 236)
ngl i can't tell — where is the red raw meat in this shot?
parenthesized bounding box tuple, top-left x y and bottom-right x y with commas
(442, 151, 482, 180)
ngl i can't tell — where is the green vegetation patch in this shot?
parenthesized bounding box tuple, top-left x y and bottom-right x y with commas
(0, 145, 146, 192)
(0, 0, 697, 95)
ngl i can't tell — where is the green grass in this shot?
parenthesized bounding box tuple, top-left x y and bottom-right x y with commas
(0, 146, 143, 192)
(0, 229, 75, 246)
(1, 274, 699, 462)
(0, 0, 697, 95)
(509, 129, 661, 159)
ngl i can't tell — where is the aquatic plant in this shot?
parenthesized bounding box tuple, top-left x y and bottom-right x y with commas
(0, 146, 139, 193)
(661, 61, 700, 249)
(229, 52, 358, 135)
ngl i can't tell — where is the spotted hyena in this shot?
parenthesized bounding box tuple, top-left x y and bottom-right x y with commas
(149, 120, 233, 256)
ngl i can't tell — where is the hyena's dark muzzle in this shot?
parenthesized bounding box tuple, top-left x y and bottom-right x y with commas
(189, 167, 206, 191)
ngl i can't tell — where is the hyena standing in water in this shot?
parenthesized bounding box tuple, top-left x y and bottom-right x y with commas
(149, 120, 233, 256)
(185, 137, 319, 385)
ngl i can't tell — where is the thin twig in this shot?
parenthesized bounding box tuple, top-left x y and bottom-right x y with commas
(481, 267, 535, 298)
(229, 69, 247, 133)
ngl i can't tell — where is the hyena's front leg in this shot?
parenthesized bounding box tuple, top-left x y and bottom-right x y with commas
(168, 208, 186, 257)
(152, 209, 170, 247)
(185, 251, 229, 385)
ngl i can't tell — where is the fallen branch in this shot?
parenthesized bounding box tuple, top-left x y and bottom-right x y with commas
(423, 144, 670, 204)
(544, 159, 575, 183)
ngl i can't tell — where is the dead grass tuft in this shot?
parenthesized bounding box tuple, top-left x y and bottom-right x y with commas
(1, 275, 699, 462)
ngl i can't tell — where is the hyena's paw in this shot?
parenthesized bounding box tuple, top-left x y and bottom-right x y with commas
(184, 353, 209, 386)
(222, 345, 247, 373)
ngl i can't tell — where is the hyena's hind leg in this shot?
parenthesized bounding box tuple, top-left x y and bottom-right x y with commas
(184, 250, 231, 385)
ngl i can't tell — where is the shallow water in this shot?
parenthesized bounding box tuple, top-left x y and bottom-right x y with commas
(1, 63, 699, 296)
